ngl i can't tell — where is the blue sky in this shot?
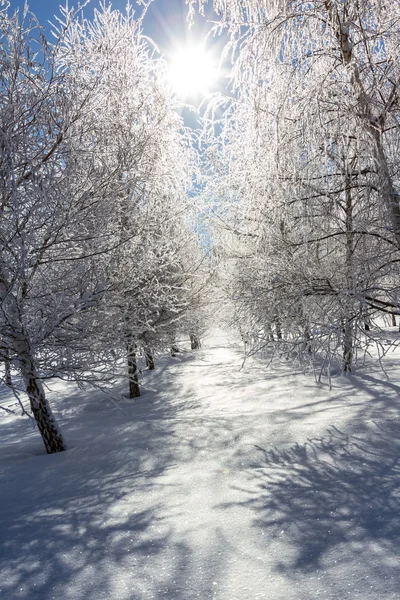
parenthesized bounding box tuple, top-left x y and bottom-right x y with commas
(7, 0, 225, 123)
(7, 0, 217, 57)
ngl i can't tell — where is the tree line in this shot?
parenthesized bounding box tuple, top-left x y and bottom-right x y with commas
(191, 0, 400, 375)
(0, 1, 209, 453)
(2, 0, 400, 453)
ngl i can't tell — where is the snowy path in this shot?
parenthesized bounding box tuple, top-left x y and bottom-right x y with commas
(1, 334, 400, 599)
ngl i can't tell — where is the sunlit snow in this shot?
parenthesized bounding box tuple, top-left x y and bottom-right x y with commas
(1, 331, 400, 599)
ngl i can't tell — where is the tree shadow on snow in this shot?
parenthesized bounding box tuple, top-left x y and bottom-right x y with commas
(0, 350, 227, 600)
(245, 419, 400, 583)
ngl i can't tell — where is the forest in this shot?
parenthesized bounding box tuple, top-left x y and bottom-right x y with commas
(0, 0, 398, 453)
(1, 1, 400, 599)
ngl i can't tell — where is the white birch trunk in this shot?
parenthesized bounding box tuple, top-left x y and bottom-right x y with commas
(16, 334, 66, 453)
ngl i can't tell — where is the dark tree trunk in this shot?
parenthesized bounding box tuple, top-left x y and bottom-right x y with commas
(304, 324, 312, 355)
(145, 348, 155, 370)
(342, 338, 353, 373)
(127, 342, 140, 398)
(18, 346, 66, 454)
(392, 314, 397, 327)
(190, 334, 201, 350)
(342, 169, 354, 374)
(342, 319, 353, 373)
(4, 351, 11, 386)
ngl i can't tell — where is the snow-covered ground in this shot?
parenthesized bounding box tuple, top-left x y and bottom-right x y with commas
(1, 331, 400, 599)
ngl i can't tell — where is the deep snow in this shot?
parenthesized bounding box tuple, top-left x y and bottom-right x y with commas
(1, 332, 400, 599)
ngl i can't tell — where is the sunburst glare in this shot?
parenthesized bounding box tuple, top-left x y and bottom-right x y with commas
(167, 44, 218, 98)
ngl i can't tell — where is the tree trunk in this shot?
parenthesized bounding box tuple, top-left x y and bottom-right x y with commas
(275, 318, 282, 340)
(304, 323, 312, 355)
(171, 345, 179, 357)
(127, 342, 140, 398)
(342, 168, 355, 373)
(18, 343, 66, 454)
(190, 333, 201, 350)
(329, 1, 400, 250)
(372, 133, 400, 251)
(4, 351, 11, 386)
(342, 320, 353, 373)
(392, 314, 396, 327)
(145, 348, 155, 370)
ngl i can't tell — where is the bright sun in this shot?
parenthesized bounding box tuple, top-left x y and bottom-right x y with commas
(167, 45, 217, 98)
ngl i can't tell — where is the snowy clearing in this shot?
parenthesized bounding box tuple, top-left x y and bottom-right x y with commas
(1, 332, 400, 600)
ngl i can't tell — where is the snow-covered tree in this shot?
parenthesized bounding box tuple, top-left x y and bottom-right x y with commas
(0, 3, 108, 453)
(191, 0, 400, 372)
(0, 2, 201, 451)
(61, 4, 208, 397)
